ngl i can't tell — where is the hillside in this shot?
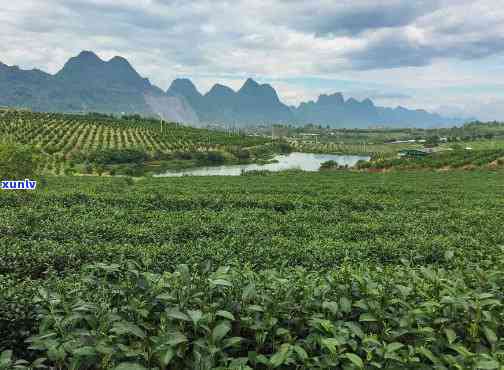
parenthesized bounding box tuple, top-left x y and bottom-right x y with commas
(0, 110, 272, 176)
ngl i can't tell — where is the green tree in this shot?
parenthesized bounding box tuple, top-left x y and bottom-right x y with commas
(0, 144, 41, 180)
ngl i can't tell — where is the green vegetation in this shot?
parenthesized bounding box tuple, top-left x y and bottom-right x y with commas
(0, 143, 41, 180)
(0, 111, 278, 176)
(320, 160, 348, 171)
(359, 149, 504, 171)
(2, 171, 504, 368)
(2, 111, 504, 368)
(292, 141, 422, 156)
(279, 122, 504, 156)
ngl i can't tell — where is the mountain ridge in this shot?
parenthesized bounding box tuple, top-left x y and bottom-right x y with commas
(0, 51, 468, 128)
(0, 52, 199, 124)
(168, 77, 467, 128)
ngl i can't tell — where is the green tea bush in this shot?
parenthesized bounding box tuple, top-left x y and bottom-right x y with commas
(360, 149, 504, 171)
(7, 259, 504, 369)
(2, 172, 504, 368)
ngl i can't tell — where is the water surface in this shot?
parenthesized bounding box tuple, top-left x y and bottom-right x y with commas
(156, 152, 369, 177)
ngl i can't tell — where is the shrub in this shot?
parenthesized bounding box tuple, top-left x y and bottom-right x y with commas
(320, 160, 338, 170)
(0, 144, 41, 180)
(206, 151, 225, 163)
(241, 169, 272, 176)
(87, 148, 149, 165)
(123, 164, 145, 177)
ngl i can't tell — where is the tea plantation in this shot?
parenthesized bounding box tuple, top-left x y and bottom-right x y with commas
(358, 149, 504, 171)
(0, 111, 272, 176)
(1, 171, 504, 369)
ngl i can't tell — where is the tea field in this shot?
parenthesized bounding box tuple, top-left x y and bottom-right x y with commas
(358, 149, 504, 171)
(0, 111, 273, 175)
(2, 171, 504, 369)
(285, 121, 504, 156)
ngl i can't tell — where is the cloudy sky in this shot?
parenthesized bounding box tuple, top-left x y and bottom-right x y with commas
(2, 0, 504, 120)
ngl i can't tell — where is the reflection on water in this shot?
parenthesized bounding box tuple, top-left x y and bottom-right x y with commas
(156, 152, 370, 177)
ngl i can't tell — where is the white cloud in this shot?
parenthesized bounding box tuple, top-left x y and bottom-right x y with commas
(1, 0, 504, 119)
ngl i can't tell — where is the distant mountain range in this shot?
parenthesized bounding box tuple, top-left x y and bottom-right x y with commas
(0, 51, 198, 124)
(0, 51, 468, 128)
(167, 78, 293, 126)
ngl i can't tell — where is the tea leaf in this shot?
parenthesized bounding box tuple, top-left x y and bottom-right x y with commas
(345, 353, 364, 368)
(212, 322, 231, 342)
